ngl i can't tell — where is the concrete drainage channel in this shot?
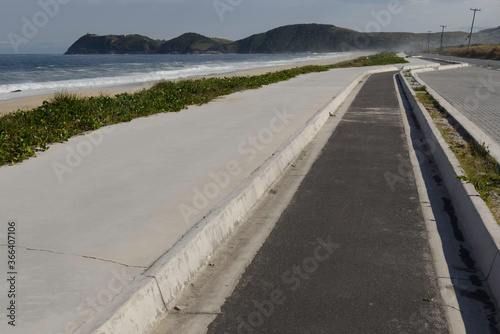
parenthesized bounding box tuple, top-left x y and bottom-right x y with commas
(79, 66, 399, 334)
(398, 64, 500, 308)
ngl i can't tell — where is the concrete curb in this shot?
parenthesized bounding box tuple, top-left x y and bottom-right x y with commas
(401, 64, 438, 71)
(414, 56, 469, 67)
(79, 66, 399, 334)
(398, 70, 500, 306)
(412, 67, 500, 165)
(411, 63, 468, 72)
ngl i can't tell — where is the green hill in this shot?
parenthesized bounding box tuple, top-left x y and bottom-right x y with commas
(232, 24, 358, 53)
(65, 33, 161, 54)
(157, 33, 231, 54)
(478, 27, 500, 44)
(478, 26, 500, 35)
(65, 24, 500, 55)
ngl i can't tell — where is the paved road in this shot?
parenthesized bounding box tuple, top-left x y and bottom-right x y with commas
(206, 72, 448, 333)
(420, 54, 500, 70)
(418, 66, 500, 145)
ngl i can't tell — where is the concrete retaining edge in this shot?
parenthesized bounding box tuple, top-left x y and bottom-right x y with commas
(398, 70, 500, 307)
(401, 64, 437, 71)
(79, 66, 399, 334)
(412, 63, 468, 72)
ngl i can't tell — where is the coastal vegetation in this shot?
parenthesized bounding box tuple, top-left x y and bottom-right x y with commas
(0, 53, 407, 167)
(432, 44, 500, 60)
(65, 24, 500, 55)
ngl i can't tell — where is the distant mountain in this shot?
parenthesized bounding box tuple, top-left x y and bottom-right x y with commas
(157, 32, 231, 54)
(65, 24, 500, 55)
(65, 33, 161, 54)
(231, 24, 358, 53)
(477, 26, 500, 42)
(479, 26, 500, 34)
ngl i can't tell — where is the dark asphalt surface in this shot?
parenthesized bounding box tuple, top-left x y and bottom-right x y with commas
(206, 72, 448, 334)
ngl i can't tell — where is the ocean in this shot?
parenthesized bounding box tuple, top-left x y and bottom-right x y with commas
(0, 52, 348, 102)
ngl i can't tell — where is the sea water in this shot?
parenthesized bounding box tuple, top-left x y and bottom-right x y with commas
(0, 52, 348, 102)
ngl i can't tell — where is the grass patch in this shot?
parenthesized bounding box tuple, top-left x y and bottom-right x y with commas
(415, 90, 500, 224)
(413, 85, 427, 92)
(332, 52, 409, 68)
(432, 44, 500, 60)
(0, 52, 407, 167)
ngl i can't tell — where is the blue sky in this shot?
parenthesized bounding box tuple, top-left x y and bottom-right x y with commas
(0, 0, 498, 54)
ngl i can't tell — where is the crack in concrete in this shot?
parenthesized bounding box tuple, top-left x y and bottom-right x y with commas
(486, 250, 500, 280)
(444, 304, 464, 313)
(17, 246, 147, 269)
(146, 275, 168, 311)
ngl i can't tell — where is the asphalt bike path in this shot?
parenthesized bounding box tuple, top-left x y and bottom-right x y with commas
(206, 71, 448, 333)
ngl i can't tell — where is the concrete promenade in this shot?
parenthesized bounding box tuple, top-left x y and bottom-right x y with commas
(419, 66, 500, 145)
(205, 71, 449, 333)
(0, 57, 431, 333)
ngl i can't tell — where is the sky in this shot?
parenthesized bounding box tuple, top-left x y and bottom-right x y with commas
(0, 0, 498, 54)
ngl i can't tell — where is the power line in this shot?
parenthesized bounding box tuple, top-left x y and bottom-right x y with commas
(467, 8, 481, 49)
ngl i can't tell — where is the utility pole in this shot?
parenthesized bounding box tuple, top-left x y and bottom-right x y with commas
(440, 25, 447, 54)
(467, 8, 481, 49)
(427, 31, 432, 54)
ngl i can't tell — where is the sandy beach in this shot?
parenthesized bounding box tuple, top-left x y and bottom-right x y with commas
(0, 53, 366, 116)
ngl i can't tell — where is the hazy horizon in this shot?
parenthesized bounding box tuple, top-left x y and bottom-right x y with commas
(1, 0, 498, 54)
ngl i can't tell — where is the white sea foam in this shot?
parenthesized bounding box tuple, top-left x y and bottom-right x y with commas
(0, 53, 348, 102)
